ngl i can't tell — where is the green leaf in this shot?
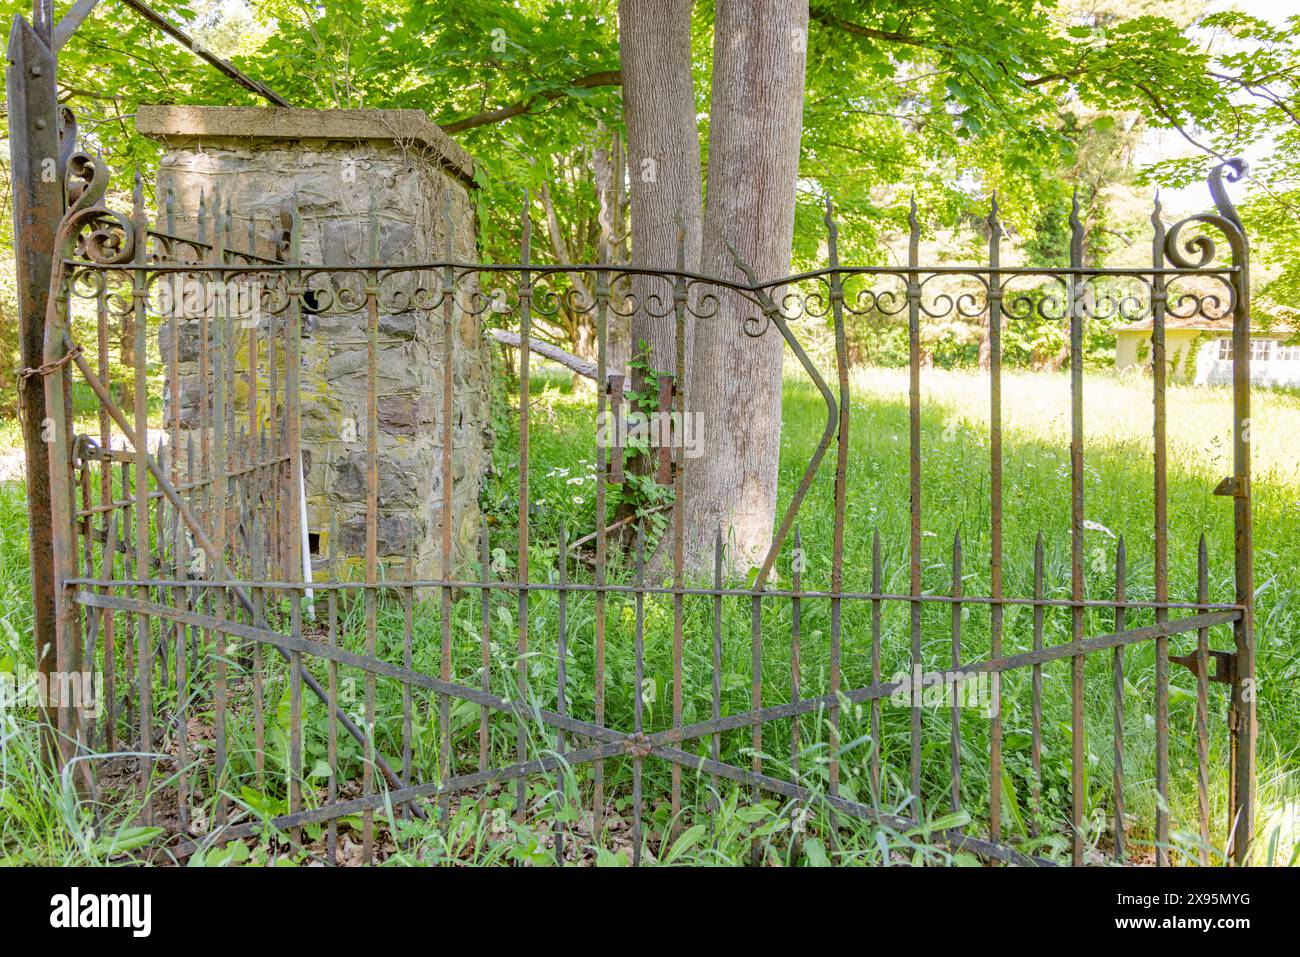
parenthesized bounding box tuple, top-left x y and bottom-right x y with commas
(662, 824, 708, 863)
(802, 837, 831, 867)
(92, 826, 163, 856)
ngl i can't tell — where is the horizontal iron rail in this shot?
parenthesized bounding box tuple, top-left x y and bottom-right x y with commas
(68, 576, 1244, 613)
(65, 258, 1238, 280)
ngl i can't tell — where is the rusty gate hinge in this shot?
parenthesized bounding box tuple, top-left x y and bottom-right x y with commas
(1213, 476, 1244, 498)
(1170, 649, 1236, 685)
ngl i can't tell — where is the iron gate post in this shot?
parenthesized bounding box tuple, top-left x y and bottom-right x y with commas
(6, 3, 62, 765)
(1227, 185, 1256, 867)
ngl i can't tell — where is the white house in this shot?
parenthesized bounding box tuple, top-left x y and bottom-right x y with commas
(1113, 318, 1300, 388)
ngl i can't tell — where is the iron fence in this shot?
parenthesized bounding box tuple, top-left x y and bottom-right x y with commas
(36, 151, 1255, 866)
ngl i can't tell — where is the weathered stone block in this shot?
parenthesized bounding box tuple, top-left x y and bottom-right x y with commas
(142, 105, 493, 576)
(332, 451, 424, 507)
(338, 511, 425, 558)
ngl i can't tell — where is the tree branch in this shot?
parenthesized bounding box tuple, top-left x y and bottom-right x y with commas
(810, 9, 931, 48)
(439, 70, 622, 134)
(489, 329, 597, 380)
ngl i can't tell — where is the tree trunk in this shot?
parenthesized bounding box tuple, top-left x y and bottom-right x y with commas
(618, 0, 704, 383)
(684, 0, 809, 572)
(617, 0, 705, 546)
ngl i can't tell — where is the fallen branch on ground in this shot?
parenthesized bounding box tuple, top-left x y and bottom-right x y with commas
(489, 329, 597, 380)
(567, 504, 672, 554)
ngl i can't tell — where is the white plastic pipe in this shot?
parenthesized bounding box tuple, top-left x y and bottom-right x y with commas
(298, 455, 315, 618)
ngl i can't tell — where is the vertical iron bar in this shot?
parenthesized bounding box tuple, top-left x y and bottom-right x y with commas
(209, 186, 228, 829)
(439, 199, 455, 820)
(670, 226, 687, 835)
(827, 198, 849, 845)
(7, 13, 61, 765)
(749, 585, 762, 865)
(987, 195, 1004, 846)
(288, 582, 303, 848)
(132, 170, 153, 822)
(632, 522, 646, 867)
(479, 520, 491, 800)
(711, 528, 723, 806)
(950, 531, 962, 817)
(906, 196, 922, 809)
(165, 190, 189, 832)
(121, 459, 134, 742)
(41, 224, 78, 776)
(1227, 179, 1255, 868)
(250, 442, 266, 786)
(1151, 196, 1171, 866)
(326, 507, 339, 865)
(1068, 192, 1087, 867)
(1195, 534, 1211, 864)
(402, 535, 414, 812)
(363, 196, 379, 864)
(98, 278, 116, 751)
(1113, 536, 1127, 862)
(1031, 532, 1044, 837)
(870, 528, 882, 798)
(593, 247, 610, 840)
(286, 194, 305, 850)
(791, 528, 802, 788)
(555, 523, 568, 862)
(516, 196, 532, 823)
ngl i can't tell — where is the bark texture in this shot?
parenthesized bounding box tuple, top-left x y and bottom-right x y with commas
(685, 0, 809, 571)
(618, 0, 704, 382)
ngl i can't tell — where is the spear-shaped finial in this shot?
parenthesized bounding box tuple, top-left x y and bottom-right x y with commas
(367, 191, 379, 261)
(1069, 187, 1084, 266)
(823, 193, 840, 267)
(674, 211, 686, 272)
(908, 192, 920, 264)
(987, 191, 1003, 240)
(520, 189, 532, 263)
(287, 189, 301, 261)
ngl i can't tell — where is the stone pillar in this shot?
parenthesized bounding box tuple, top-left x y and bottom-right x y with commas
(138, 105, 493, 576)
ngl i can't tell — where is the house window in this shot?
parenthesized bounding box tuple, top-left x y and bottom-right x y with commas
(1218, 339, 1276, 361)
(1278, 343, 1300, 361)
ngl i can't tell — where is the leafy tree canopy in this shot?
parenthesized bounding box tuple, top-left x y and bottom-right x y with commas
(2, 1, 1294, 282)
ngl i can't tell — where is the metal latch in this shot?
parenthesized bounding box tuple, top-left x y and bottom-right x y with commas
(1213, 476, 1245, 498)
(1170, 649, 1236, 685)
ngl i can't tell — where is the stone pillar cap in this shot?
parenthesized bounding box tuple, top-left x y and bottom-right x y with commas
(136, 105, 476, 186)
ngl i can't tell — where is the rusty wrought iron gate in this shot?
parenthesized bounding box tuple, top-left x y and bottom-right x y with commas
(37, 151, 1255, 866)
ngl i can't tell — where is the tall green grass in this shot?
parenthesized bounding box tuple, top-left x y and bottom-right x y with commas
(1, 366, 1296, 866)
